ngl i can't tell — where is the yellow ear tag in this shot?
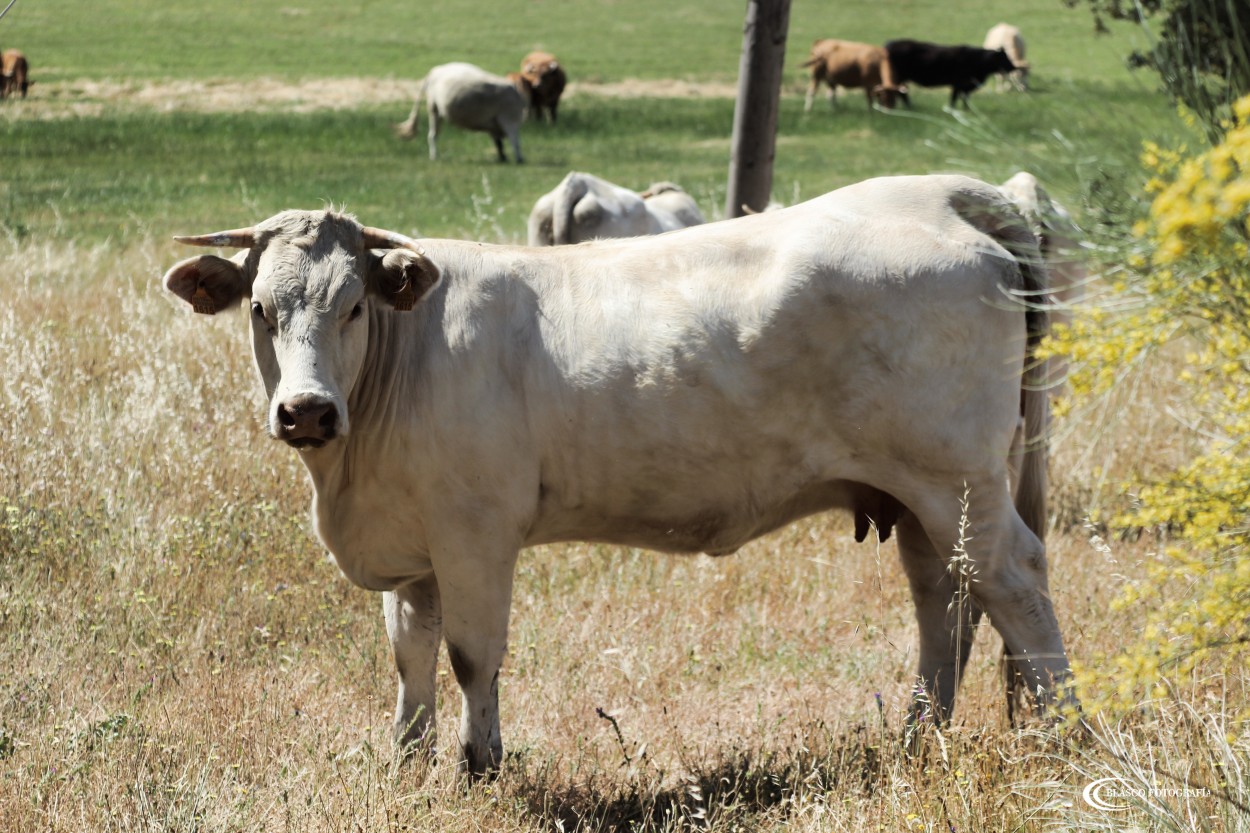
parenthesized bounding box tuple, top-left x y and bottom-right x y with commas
(191, 285, 216, 315)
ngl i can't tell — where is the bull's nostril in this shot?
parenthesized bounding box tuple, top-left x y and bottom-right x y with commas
(275, 395, 339, 444)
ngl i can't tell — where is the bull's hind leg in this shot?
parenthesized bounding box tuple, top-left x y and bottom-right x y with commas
(490, 129, 508, 163)
(427, 106, 442, 160)
(897, 510, 984, 726)
(384, 573, 442, 757)
(909, 478, 1071, 714)
(505, 125, 523, 164)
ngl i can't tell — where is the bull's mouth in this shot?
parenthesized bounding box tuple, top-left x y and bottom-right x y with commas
(286, 436, 330, 450)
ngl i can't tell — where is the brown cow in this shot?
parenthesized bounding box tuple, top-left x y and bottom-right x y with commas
(802, 39, 906, 111)
(519, 50, 566, 123)
(1, 49, 29, 99)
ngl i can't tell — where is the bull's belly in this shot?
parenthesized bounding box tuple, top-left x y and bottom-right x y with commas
(527, 480, 860, 555)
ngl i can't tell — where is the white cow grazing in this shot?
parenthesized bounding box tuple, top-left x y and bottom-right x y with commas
(983, 23, 1029, 91)
(527, 171, 705, 246)
(395, 62, 526, 163)
(162, 174, 1073, 777)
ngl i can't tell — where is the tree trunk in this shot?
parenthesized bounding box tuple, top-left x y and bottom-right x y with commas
(725, 0, 792, 218)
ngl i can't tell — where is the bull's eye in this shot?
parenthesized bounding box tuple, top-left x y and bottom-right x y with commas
(251, 301, 274, 333)
(349, 302, 364, 321)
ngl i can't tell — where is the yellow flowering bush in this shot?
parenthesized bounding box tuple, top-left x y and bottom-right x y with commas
(1049, 95, 1250, 711)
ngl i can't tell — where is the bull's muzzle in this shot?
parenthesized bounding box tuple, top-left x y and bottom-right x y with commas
(274, 393, 340, 448)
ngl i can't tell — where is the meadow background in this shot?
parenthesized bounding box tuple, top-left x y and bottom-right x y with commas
(1, 0, 1244, 831)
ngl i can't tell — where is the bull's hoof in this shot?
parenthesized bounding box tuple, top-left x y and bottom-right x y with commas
(459, 741, 503, 780)
(393, 716, 436, 763)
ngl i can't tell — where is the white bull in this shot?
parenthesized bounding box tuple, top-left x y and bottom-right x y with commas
(527, 171, 705, 246)
(395, 62, 525, 163)
(983, 23, 1029, 92)
(162, 174, 1073, 776)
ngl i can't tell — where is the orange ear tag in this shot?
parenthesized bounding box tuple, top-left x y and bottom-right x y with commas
(191, 285, 216, 315)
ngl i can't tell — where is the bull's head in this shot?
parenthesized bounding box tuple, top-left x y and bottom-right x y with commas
(162, 210, 441, 449)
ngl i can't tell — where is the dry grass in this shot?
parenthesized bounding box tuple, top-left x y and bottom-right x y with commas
(1, 239, 1246, 832)
(0, 76, 738, 123)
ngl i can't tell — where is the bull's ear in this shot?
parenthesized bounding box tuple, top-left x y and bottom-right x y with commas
(368, 248, 442, 311)
(163, 255, 247, 315)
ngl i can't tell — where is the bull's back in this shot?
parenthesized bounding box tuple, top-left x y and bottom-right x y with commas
(426, 176, 1029, 551)
(810, 40, 885, 85)
(886, 40, 987, 86)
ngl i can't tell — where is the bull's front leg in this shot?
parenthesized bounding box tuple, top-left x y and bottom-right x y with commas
(384, 574, 442, 757)
(432, 535, 520, 778)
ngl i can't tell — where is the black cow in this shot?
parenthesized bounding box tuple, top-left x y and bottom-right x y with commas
(884, 39, 1016, 108)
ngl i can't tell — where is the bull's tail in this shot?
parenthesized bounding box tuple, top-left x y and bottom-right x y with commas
(801, 37, 830, 69)
(394, 76, 428, 139)
(995, 214, 1050, 540)
(1014, 250, 1050, 541)
(952, 181, 1050, 539)
(551, 172, 591, 246)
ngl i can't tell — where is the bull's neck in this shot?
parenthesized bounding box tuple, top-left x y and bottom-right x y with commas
(353, 302, 414, 429)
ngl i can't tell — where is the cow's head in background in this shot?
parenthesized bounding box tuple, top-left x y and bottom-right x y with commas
(162, 211, 441, 448)
(991, 47, 1017, 75)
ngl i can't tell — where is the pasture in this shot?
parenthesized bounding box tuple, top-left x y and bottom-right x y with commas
(1, 1, 1245, 831)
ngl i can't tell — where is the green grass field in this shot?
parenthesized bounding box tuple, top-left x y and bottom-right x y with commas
(2, 1, 1243, 831)
(3, 0, 1143, 84)
(2, 0, 1183, 244)
(2, 84, 1177, 245)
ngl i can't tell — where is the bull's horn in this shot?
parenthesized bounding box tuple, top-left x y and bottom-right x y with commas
(361, 226, 427, 257)
(173, 227, 256, 248)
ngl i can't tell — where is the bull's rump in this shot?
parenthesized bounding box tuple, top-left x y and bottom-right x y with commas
(419, 176, 1030, 553)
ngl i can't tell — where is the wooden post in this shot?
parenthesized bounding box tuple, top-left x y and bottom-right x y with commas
(725, 0, 792, 218)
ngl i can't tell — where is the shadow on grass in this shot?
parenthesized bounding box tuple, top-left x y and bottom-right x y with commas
(509, 724, 887, 832)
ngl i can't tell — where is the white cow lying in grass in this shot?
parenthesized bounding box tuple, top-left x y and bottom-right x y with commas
(395, 62, 526, 163)
(527, 171, 705, 246)
(162, 175, 1073, 776)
